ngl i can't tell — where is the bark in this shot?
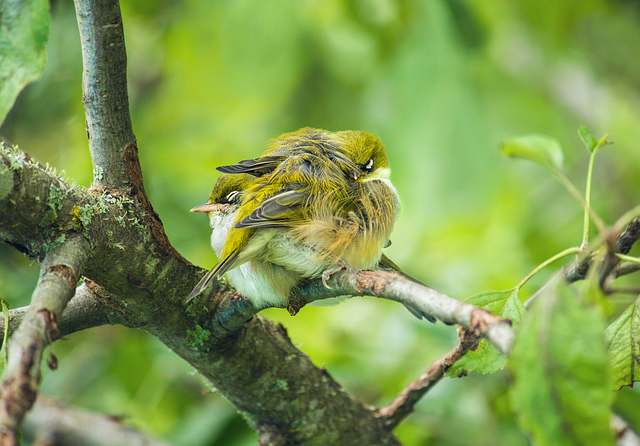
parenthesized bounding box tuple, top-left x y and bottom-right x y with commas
(75, 0, 135, 190)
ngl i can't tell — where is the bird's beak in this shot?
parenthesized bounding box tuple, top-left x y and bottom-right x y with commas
(190, 203, 228, 213)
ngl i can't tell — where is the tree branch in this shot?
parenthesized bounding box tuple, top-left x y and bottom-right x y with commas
(0, 281, 115, 346)
(295, 270, 515, 356)
(0, 235, 90, 445)
(23, 396, 177, 446)
(74, 0, 135, 189)
(375, 326, 481, 429)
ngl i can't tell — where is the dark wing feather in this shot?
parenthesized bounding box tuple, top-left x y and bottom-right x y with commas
(187, 251, 243, 301)
(235, 190, 310, 229)
(216, 156, 286, 177)
(378, 254, 437, 323)
(187, 267, 219, 301)
(210, 250, 241, 280)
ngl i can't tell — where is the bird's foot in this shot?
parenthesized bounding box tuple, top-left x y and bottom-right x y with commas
(321, 260, 351, 289)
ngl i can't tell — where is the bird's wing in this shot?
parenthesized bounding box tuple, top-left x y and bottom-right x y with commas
(216, 156, 286, 176)
(235, 190, 310, 229)
(378, 253, 437, 323)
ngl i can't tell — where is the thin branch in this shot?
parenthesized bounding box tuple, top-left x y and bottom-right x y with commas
(23, 396, 177, 446)
(615, 262, 640, 279)
(618, 218, 640, 256)
(0, 281, 114, 347)
(375, 327, 481, 428)
(564, 217, 640, 284)
(74, 0, 136, 189)
(0, 235, 90, 445)
(300, 270, 515, 355)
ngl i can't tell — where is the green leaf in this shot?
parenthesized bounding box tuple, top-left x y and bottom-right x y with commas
(446, 289, 524, 377)
(578, 126, 598, 153)
(509, 279, 614, 446)
(0, 299, 9, 379)
(604, 298, 640, 389)
(614, 387, 640, 437)
(501, 134, 564, 174)
(0, 0, 50, 125)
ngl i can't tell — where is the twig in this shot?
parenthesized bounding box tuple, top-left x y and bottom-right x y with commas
(302, 270, 514, 355)
(74, 0, 136, 189)
(23, 396, 177, 446)
(564, 217, 640, 284)
(0, 235, 90, 445)
(618, 218, 640, 255)
(615, 263, 640, 279)
(375, 327, 481, 428)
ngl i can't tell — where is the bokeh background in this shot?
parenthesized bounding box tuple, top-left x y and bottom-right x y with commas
(2, 0, 640, 444)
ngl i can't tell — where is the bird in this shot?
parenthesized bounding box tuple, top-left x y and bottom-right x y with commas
(190, 173, 299, 309)
(190, 128, 436, 322)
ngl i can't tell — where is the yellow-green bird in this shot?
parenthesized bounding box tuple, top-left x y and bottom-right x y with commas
(190, 173, 299, 308)
(190, 128, 435, 322)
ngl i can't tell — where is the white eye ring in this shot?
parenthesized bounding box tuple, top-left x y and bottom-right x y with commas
(226, 191, 239, 201)
(365, 158, 374, 170)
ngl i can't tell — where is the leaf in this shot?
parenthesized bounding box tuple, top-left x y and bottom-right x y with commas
(0, 0, 50, 125)
(613, 387, 640, 437)
(501, 134, 564, 174)
(604, 298, 640, 389)
(509, 279, 614, 446)
(578, 126, 598, 153)
(446, 289, 524, 377)
(0, 299, 9, 379)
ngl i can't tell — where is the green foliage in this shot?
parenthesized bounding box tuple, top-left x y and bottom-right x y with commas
(579, 126, 599, 153)
(500, 135, 564, 175)
(509, 279, 614, 446)
(446, 289, 524, 377)
(0, 0, 50, 124)
(605, 298, 640, 389)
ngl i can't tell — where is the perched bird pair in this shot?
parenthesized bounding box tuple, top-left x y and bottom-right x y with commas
(190, 128, 435, 322)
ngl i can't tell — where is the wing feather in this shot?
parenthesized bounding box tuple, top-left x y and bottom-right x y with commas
(235, 190, 310, 229)
(216, 156, 286, 176)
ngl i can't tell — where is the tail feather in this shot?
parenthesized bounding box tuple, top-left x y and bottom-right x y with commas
(188, 267, 219, 301)
(378, 253, 437, 323)
(187, 251, 241, 301)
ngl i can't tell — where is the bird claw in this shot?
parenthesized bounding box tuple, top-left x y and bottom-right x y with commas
(321, 261, 351, 289)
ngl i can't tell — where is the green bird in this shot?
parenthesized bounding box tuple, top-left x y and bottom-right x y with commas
(190, 128, 436, 322)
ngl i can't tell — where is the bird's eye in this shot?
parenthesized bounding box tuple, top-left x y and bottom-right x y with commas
(363, 158, 374, 172)
(225, 191, 240, 203)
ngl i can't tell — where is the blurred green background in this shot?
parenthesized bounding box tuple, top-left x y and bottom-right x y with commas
(2, 0, 640, 444)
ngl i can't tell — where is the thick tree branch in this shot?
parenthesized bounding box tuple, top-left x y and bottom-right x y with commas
(0, 235, 90, 445)
(74, 0, 135, 189)
(23, 396, 176, 446)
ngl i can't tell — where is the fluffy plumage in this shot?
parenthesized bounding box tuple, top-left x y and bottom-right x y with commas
(189, 128, 436, 322)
